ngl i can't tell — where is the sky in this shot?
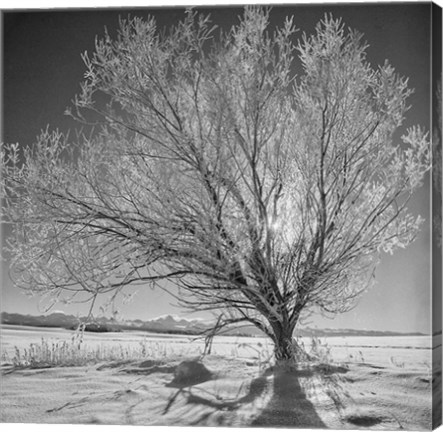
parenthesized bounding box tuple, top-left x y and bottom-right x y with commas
(1, 2, 438, 333)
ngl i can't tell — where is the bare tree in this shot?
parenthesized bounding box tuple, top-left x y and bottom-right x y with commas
(1, 8, 430, 362)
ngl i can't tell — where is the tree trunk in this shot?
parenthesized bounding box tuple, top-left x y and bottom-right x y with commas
(273, 325, 297, 363)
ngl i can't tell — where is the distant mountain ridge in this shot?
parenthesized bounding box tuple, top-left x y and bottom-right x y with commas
(0, 311, 427, 337)
(0, 312, 211, 335)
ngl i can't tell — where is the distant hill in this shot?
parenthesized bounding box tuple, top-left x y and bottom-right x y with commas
(294, 327, 427, 338)
(1, 312, 80, 330)
(0, 311, 427, 337)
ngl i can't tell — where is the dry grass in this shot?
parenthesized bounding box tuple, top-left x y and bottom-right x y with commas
(1, 331, 203, 369)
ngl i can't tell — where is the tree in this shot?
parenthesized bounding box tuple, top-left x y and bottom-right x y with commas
(1, 8, 430, 362)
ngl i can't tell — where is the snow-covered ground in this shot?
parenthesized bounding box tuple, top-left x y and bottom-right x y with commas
(1, 324, 440, 430)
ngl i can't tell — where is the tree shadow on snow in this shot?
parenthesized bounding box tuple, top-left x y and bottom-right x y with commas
(162, 359, 328, 428)
(251, 366, 327, 428)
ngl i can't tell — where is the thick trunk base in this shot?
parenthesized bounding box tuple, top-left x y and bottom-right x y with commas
(273, 335, 311, 366)
(274, 334, 297, 363)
